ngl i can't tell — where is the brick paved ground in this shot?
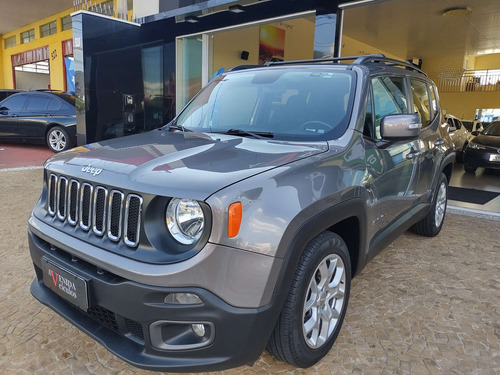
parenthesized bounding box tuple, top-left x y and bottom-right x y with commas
(0, 169, 499, 375)
(0, 143, 53, 169)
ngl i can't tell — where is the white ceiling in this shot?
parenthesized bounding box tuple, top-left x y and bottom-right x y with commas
(342, 0, 500, 59)
(0, 0, 72, 35)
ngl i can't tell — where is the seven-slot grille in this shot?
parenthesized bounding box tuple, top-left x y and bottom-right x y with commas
(47, 173, 142, 247)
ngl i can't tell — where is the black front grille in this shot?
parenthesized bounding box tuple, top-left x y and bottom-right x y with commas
(48, 173, 142, 247)
(87, 305, 119, 331)
(48, 174, 57, 215)
(57, 177, 67, 219)
(108, 191, 123, 240)
(68, 180, 79, 224)
(125, 195, 141, 246)
(125, 318, 145, 341)
(93, 187, 107, 235)
(80, 183, 92, 229)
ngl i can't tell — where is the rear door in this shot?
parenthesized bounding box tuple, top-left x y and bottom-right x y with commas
(0, 94, 28, 139)
(363, 75, 420, 241)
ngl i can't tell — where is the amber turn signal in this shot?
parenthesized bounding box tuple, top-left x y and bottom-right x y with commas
(228, 202, 242, 238)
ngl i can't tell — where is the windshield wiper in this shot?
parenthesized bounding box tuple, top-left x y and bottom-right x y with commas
(216, 128, 274, 139)
(168, 123, 192, 132)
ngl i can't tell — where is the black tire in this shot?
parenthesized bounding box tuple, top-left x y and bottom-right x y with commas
(267, 231, 351, 368)
(46, 126, 73, 153)
(412, 173, 448, 237)
(464, 164, 477, 174)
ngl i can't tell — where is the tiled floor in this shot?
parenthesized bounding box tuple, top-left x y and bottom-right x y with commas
(449, 163, 500, 214)
(0, 169, 499, 374)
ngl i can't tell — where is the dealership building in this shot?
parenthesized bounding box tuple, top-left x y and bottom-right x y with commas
(1, 0, 499, 144)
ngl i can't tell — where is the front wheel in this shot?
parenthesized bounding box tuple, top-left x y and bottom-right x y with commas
(46, 126, 72, 153)
(412, 173, 448, 237)
(267, 231, 351, 368)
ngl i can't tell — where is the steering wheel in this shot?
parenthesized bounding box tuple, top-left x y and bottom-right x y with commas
(300, 120, 333, 133)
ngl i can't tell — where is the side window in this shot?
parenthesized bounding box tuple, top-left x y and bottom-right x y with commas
(429, 84, 438, 118)
(26, 96, 51, 112)
(0, 95, 27, 112)
(456, 119, 462, 130)
(371, 76, 408, 140)
(47, 98, 62, 111)
(447, 117, 456, 132)
(410, 79, 431, 127)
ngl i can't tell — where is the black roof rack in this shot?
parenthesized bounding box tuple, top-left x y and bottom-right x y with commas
(228, 65, 263, 72)
(229, 54, 427, 76)
(353, 55, 427, 76)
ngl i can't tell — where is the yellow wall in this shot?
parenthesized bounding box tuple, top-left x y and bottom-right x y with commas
(1, 0, 121, 90)
(474, 53, 500, 70)
(341, 35, 404, 60)
(212, 17, 315, 73)
(440, 91, 500, 120)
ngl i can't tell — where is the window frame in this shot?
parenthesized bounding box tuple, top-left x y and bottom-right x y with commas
(20, 29, 35, 44)
(61, 15, 72, 31)
(369, 73, 411, 141)
(4, 36, 16, 49)
(40, 21, 57, 38)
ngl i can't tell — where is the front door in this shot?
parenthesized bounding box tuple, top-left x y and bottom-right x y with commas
(363, 75, 420, 244)
(0, 94, 27, 139)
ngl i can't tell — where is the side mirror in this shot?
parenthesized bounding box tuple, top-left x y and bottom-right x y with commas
(381, 114, 421, 141)
(471, 130, 479, 136)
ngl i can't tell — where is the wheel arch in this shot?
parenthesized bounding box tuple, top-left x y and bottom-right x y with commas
(271, 198, 368, 307)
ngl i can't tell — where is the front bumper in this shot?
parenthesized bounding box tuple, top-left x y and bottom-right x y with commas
(464, 148, 500, 169)
(28, 222, 283, 372)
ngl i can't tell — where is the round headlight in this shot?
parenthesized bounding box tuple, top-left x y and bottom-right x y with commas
(166, 198, 205, 245)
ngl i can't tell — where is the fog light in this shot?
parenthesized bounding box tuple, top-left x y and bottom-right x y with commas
(164, 292, 202, 305)
(192, 323, 206, 337)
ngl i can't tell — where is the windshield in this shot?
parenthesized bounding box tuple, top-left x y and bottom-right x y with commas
(483, 122, 500, 136)
(175, 68, 356, 141)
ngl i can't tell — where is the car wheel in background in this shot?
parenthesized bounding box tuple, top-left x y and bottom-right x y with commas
(412, 173, 448, 237)
(267, 231, 351, 368)
(46, 126, 73, 153)
(464, 164, 477, 174)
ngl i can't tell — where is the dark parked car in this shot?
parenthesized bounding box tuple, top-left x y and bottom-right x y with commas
(0, 89, 25, 101)
(0, 91, 76, 152)
(464, 121, 500, 173)
(28, 55, 455, 371)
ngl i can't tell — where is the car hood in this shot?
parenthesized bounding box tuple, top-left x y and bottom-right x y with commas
(472, 134, 500, 148)
(45, 130, 328, 200)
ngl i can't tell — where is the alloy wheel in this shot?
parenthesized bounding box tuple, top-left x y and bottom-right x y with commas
(49, 130, 67, 152)
(302, 254, 346, 349)
(434, 182, 447, 227)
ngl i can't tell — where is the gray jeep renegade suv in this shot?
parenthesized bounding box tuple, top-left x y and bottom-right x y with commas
(28, 55, 455, 372)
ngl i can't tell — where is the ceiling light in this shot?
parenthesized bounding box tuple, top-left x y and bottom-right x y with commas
(185, 16, 199, 23)
(229, 5, 245, 13)
(442, 7, 472, 17)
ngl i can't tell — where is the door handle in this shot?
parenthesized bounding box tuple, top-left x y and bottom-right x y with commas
(434, 138, 445, 146)
(406, 149, 421, 160)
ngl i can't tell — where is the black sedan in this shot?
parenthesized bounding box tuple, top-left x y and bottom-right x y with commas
(0, 91, 76, 152)
(463, 121, 500, 174)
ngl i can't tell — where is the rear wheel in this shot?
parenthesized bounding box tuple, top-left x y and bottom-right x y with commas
(412, 173, 448, 237)
(47, 126, 72, 153)
(267, 231, 351, 368)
